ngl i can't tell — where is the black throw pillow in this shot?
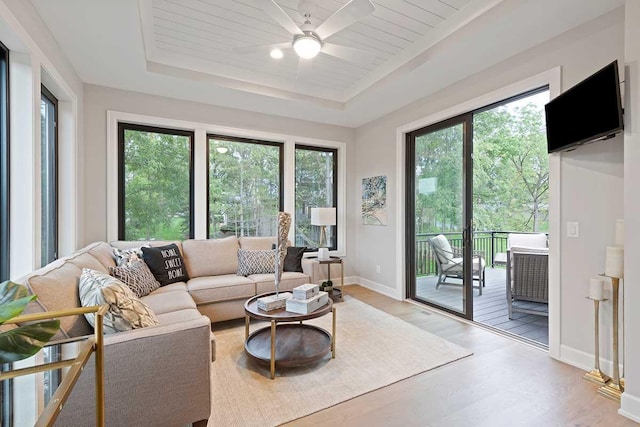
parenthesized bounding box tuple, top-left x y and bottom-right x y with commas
(273, 245, 306, 273)
(141, 244, 189, 286)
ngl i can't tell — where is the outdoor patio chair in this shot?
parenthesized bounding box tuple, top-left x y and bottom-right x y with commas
(506, 233, 549, 319)
(429, 234, 485, 296)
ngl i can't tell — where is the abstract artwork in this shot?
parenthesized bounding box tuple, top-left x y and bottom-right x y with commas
(362, 176, 387, 226)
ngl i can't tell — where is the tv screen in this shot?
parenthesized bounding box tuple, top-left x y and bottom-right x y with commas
(545, 61, 623, 153)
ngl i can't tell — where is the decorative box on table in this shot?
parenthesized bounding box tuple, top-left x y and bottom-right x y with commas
(292, 283, 319, 300)
(257, 292, 292, 311)
(286, 291, 329, 315)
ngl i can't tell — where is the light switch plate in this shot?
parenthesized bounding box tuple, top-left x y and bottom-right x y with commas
(567, 221, 579, 238)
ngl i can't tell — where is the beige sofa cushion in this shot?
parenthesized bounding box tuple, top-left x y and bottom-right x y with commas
(151, 282, 188, 294)
(238, 236, 277, 250)
(182, 237, 239, 277)
(67, 252, 108, 274)
(140, 288, 197, 315)
(187, 275, 255, 304)
(252, 272, 309, 294)
(87, 241, 118, 270)
(25, 262, 92, 338)
(156, 308, 203, 325)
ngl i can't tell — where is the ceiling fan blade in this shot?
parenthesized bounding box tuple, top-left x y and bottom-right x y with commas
(322, 43, 375, 65)
(315, 0, 375, 40)
(255, 0, 303, 36)
(234, 42, 291, 55)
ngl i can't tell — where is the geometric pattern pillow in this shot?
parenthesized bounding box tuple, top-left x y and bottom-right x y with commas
(112, 245, 149, 266)
(78, 268, 159, 334)
(237, 249, 276, 276)
(109, 260, 161, 298)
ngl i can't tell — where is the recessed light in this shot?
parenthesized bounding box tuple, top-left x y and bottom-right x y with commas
(270, 49, 284, 59)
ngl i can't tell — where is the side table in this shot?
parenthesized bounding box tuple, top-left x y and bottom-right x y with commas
(309, 256, 344, 302)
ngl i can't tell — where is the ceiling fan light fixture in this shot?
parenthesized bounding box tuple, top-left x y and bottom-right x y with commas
(293, 33, 321, 59)
(270, 48, 284, 59)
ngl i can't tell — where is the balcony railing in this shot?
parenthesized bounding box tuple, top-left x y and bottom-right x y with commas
(416, 231, 547, 276)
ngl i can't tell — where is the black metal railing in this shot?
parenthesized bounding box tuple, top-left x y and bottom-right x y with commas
(416, 231, 547, 276)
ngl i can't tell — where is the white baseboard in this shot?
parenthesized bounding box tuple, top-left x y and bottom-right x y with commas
(355, 277, 402, 300)
(559, 344, 624, 377)
(620, 392, 640, 423)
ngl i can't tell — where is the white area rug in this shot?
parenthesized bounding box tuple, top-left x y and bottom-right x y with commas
(209, 296, 472, 426)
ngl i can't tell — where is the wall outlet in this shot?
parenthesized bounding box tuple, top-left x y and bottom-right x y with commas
(376, 265, 381, 273)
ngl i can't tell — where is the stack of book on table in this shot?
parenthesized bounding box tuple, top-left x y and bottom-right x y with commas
(286, 284, 329, 314)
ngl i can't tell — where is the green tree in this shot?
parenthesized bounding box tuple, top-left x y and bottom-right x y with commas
(473, 102, 549, 232)
(123, 129, 191, 240)
(208, 139, 280, 238)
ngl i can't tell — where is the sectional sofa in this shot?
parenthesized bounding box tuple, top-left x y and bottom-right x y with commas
(18, 235, 315, 426)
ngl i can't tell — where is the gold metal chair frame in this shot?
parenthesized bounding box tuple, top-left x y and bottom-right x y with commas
(0, 305, 108, 427)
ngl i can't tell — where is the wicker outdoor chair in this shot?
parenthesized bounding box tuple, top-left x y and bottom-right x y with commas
(429, 234, 485, 296)
(506, 246, 549, 319)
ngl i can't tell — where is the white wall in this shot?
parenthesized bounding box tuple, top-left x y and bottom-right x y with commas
(354, 2, 628, 395)
(82, 84, 357, 275)
(0, 0, 83, 277)
(621, 0, 640, 422)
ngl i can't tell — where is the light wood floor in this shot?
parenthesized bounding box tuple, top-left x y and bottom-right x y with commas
(283, 285, 637, 427)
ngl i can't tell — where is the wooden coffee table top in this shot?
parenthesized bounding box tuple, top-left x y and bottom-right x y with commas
(245, 292, 333, 322)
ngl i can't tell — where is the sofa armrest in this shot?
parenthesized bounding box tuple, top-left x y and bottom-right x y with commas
(58, 317, 212, 427)
(302, 258, 318, 284)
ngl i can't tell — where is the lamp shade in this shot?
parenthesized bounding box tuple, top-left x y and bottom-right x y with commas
(310, 207, 336, 226)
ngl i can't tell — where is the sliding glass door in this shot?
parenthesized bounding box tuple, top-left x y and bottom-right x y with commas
(406, 114, 474, 319)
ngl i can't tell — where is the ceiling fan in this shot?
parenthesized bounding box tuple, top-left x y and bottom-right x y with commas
(235, 0, 376, 65)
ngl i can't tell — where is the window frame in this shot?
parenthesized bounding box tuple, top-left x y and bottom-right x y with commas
(0, 41, 8, 281)
(107, 111, 347, 256)
(294, 144, 338, 251)
(117, 122, 195, 240)
(40, 84, 58, 266)
(206, 134, 284, 239)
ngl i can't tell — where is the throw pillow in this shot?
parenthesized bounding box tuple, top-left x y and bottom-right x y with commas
(272, 244, 306, 272)
(109, 260, 161, 298)
(141, 244, 189, 286)
(112, 245, 149, 266)
(237, 249, 276, 276)
(78, 268, 159, 334)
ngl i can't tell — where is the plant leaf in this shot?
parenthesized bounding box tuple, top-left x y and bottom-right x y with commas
(0, 281, 35, 325)
(0, 280, 29, 306)
(0, 320, 61, 364)
(0, 295, 36, 325)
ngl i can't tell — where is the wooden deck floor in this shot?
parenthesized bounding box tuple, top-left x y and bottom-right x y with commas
(416, 268, 549, 346)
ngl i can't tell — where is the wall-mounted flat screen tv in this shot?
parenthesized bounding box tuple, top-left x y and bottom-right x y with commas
(545, 60, 623, 153)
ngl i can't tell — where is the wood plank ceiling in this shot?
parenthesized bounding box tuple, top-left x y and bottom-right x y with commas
(143, 0, 473, 102)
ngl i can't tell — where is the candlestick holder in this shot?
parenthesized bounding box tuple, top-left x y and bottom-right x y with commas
(597, 275, 624, 402)
(583, 296, 610, 385)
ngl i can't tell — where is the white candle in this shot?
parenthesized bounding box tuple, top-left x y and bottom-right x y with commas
(589, 278, 604, 300)
(605, 246, 624, 278)
(318, 247, 328, 260)
(614, 219, 624, 247)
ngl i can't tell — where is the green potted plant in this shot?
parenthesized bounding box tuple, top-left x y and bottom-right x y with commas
(0, 281, 60, 364)
(320, 280, 333, 294)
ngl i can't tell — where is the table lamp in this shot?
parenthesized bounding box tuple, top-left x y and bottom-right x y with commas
(311, 207, 336, 260)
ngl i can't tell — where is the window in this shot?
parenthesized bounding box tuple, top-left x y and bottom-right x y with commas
(208, 135, 283, 238)
(0, 41, 8, 280)
(118, 123, 194, 240)
(294, 145, 337, 250)
(40, 85, 57, 266)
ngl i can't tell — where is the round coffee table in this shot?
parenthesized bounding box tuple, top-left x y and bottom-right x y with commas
(244, 292, 336, 379)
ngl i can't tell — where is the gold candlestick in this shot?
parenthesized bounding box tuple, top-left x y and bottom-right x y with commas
(583, 297, 610, 385)
(598, 276, 624, 402)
